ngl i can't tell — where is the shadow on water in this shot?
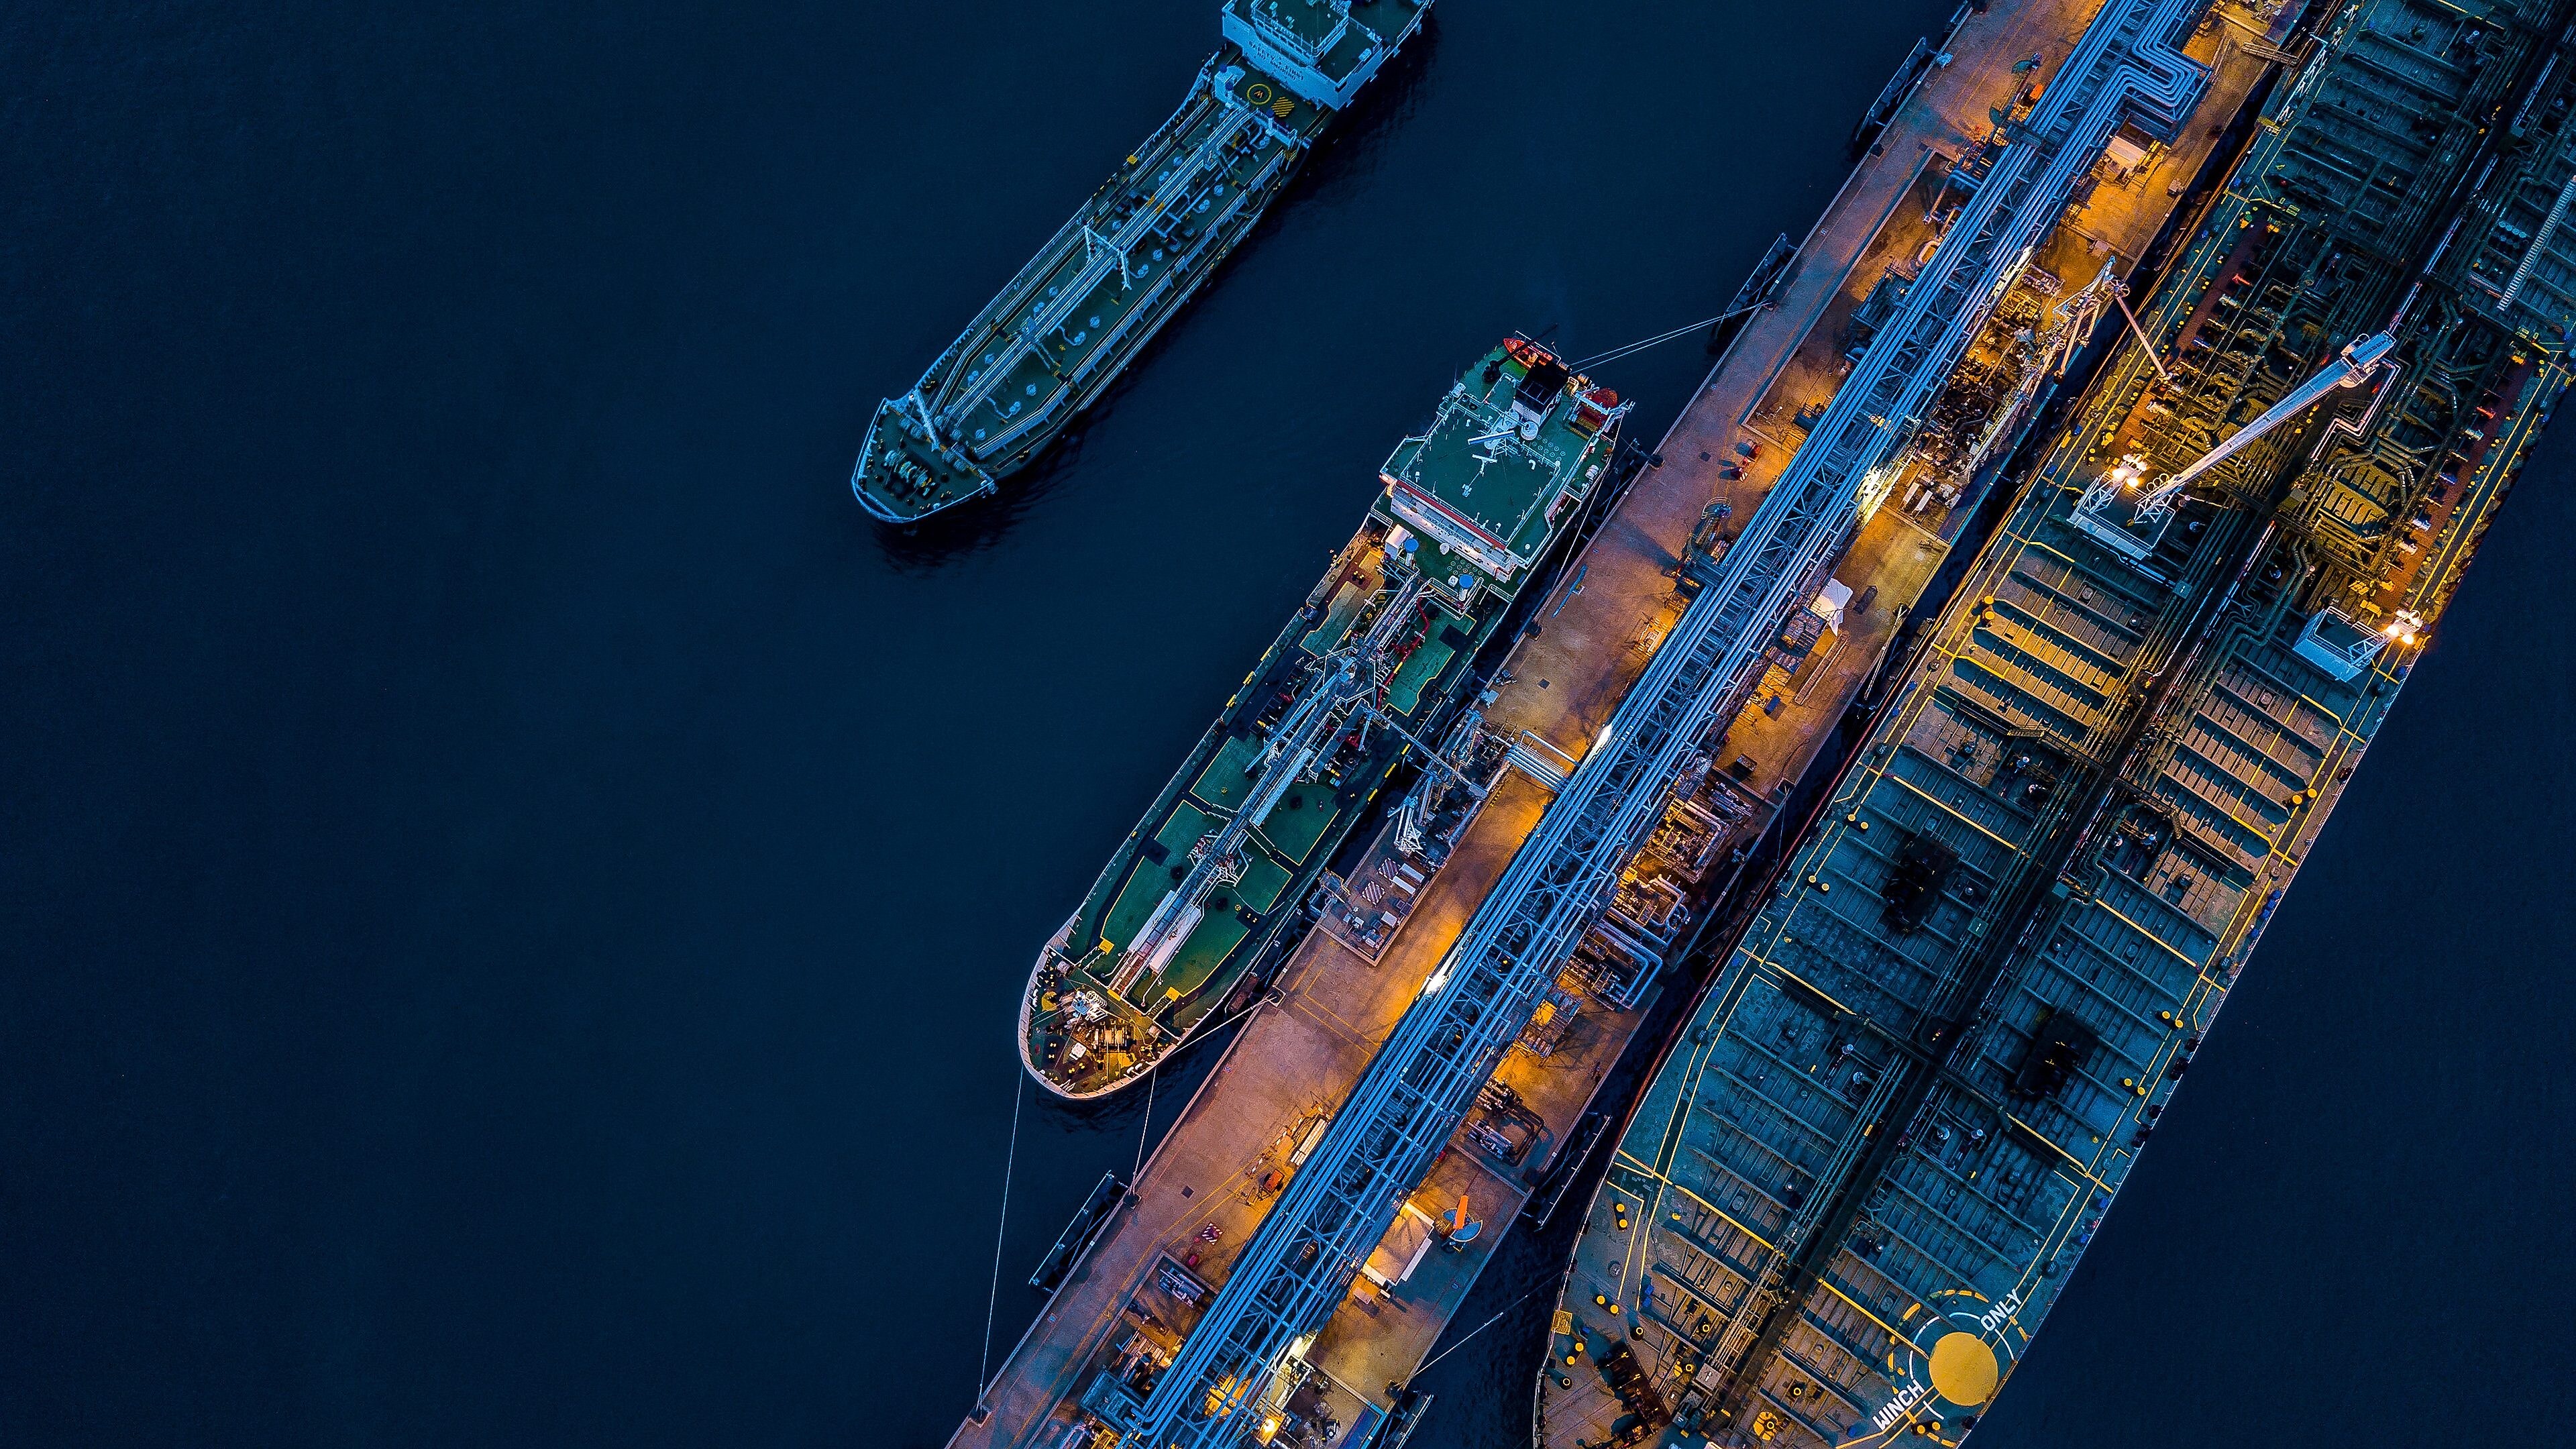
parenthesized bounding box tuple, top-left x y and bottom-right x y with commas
(1286, 9, 1440, 197)
(871, 436, 1097, 571)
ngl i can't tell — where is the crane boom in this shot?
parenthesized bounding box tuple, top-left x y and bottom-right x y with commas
(1110, 570, 1431, 1001)
(2132, 329, 2396, 519)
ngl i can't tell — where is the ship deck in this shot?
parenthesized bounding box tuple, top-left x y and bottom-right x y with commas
(855, 27, 1355, 521)
(948, 0, 2262, 1442)
(1224, 0, 1429, 91)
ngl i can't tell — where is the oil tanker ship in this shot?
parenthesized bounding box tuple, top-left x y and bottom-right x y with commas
(1020, 339, 1630, 1099)
(851, 0, 1428, 523)
(1536, 1, 2576, 1444)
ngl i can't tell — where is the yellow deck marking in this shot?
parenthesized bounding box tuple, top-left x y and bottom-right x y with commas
(2091, 898, 2206, 971)
(2003, 1112, 2092, 1175)
(1884, 769, 2023, 853)
(1817, 1276, 1907, 1346)
(1929, 1332, 2001, 1404)
(1609, 1152, 1779, 1255)
(1763, 960, 1857, 1019)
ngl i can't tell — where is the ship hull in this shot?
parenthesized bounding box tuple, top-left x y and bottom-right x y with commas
(1014, 505, 1509, 1101)
(1532, 2, 2576, 1442)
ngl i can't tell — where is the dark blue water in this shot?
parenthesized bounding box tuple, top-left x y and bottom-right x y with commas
(5, 3, 2569, 1446)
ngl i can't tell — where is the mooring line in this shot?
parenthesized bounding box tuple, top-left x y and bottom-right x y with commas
(1413, 1278, 1552, 1379)
(978, 1071, 1025, 1397)
(1132, 1067, 1157, 1187)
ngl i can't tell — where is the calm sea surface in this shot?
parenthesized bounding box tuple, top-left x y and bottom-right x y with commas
(7, 3, 2571, 1445)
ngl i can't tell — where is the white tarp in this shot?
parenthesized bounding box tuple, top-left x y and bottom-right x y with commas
(1359, 1202, 1437, 1289)
(1811, 578, 1854, 631)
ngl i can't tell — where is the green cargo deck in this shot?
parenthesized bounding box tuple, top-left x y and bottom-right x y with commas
(1020, 338, 1629, 1099)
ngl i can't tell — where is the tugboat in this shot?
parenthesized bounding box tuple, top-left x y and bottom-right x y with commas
(1020, 338, 1629, 1097)
(852, 0, 1430, 522)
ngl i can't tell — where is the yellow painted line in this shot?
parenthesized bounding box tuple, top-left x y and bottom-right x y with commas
(1817, 1275, 1908, 1346)
(1883, 769, 2022, 853)
(1764, 959, 1858, 1019)
(2003, 1112, 2095, 1179)
(1608, 1153, 1780, 1256)
(2089, 898, 2206, 972)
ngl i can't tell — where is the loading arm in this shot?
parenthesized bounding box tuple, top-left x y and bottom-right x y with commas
(2118, 330, 2396, 524)
(1110, 571, 1433, 997)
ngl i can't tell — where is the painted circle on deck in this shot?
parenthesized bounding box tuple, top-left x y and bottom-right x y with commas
(1860, 1287, 2031, 1446)
(1927, 1333, 2000, 1405)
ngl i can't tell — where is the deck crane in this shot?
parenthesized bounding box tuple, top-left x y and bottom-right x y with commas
(2084, 329, 2397, 533)
(1108, 564, 1465, 1006)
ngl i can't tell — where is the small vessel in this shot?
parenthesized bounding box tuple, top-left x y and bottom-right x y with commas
(1020, 339, 1630, 1098)
(852, 0, 1430, 522)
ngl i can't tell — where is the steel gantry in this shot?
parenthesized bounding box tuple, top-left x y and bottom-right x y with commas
(1104, 4, 2211, 1444)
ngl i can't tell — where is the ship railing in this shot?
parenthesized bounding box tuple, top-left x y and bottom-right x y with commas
(943, 107, 1266, 458)
(924, 70, 1246, 429)
(1240, 1, 1349, 68)
(961, 60, 1230, 336)
(1213, 74, 1307, 150)
(1051, 136, 1299, 397)
(1009, 106, 1252, 344)
(1118, 570, 1427, 1000)
(1109, 3, 2210, 1444)
(1119, 650, 1362, 996)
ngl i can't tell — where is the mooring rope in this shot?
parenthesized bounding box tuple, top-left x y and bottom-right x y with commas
(1569, 302, 1763, 371)
(1126, 986, 1271, 1186)
(1132, 1067, 1157, 1187)
(978, 1071, 1025, 1397)
(979, 982, 1283, 1400)
(1412, 1278, 1553, 1379)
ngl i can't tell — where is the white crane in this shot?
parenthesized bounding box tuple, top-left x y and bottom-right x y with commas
(1108, 568, 1443, 1003)
(2085, 329, 2398, 532)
